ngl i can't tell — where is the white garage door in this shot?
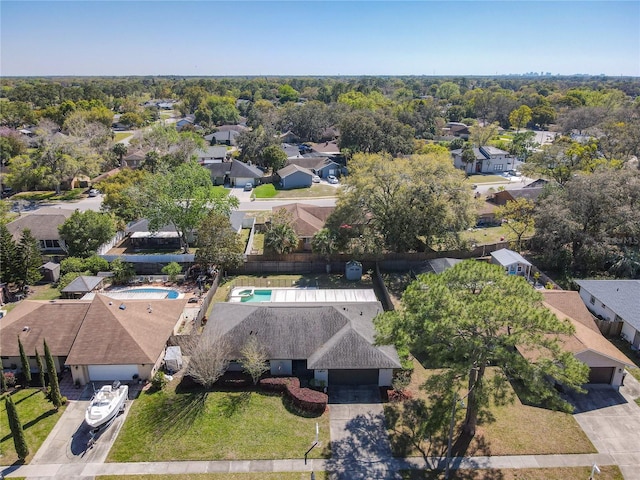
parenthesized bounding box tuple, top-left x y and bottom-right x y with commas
(88, 365, 139, 381)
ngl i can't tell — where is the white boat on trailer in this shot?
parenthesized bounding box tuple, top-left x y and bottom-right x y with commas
(85, 381, 128, 429)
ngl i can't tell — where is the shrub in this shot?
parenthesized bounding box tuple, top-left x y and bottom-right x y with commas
(388, 389, 414, 403)
(259, 376, 300, 392)
(151, 371, 168, 391)
(287, 385, 328, 414)
(3, 372, 16, 388)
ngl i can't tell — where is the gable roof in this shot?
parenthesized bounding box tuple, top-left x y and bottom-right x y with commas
(6, 207, 75, 242)
(541, 291, 634, 367)
(229, 159, 263, 178)
(275, 203, 335, 238)
(277, 164, 314, 178)
(309, 141, 341, 156)
(574, 280, 640, 331)
(0, 300, 89, 357)
(206, 302, 401, 369)
(497, 187, 545, 203)
(196, 145, 228, 159)
(491, 248, 532, 267)
(286, 156, 340, 171)
(66, 294, 187, 365)
(524, 179, 549, 188)
(61, 276, 103, 294)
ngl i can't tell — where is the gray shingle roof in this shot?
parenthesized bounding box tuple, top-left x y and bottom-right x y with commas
(6, 207, 75, 242)
(490, 248, 532, 267)
(574, 280, 640, 331)
(206, 302, 401, 369)
(61, 276, 103, 294)
(277, 164, 314, 178)
(229, 160, 263, 178)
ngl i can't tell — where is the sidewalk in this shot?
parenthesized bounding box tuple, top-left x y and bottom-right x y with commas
(0, 453, 619, 479)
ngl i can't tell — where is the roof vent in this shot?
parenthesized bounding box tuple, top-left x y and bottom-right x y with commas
(119, 303, 126, 310)
(22, 326, 30, 332)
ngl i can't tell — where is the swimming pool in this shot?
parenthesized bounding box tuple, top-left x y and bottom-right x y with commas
(109, 287, 180, 299)
(240, 289, 272, 302)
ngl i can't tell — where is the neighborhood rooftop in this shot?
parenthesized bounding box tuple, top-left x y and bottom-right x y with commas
(575, 280, 640, 331)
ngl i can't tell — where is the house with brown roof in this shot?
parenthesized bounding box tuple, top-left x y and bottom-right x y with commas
(121, 150, 146, 169)
(274, 203, 335, 251)
(519, 291, 635, 387)
(491, 187, 545, 206)
(6, 207, 75, 256)
(0, 294, 187, 385)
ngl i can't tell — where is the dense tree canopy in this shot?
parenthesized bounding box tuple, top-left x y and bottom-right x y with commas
(58, 210, 117, 257)
(375, 261, 589, 437)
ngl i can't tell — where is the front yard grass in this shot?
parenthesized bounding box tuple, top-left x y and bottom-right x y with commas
(386, 359, 595, 457)
(12, 189, 84, 202)
(107, 387, 330, 462)
(274, 184, 338, 199)
(464, 174, 510, 185)
(114, 131, 133, 142)
(400, 466, 623, 480)
(99, 475, 328, 480)
(253, 184, 277, 198)
(0, 389, 67, 464)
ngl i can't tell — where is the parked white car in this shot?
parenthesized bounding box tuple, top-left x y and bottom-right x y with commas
(327, 175, 339, 184)
(312, 175, 321, 183)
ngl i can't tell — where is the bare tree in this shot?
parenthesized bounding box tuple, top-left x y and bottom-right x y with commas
(240, 335, 269, 385)
(186, 331, 231, 389)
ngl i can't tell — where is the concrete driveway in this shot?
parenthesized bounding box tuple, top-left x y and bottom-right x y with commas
(30, 397, 131, 467)
(569, 376, 640, 480)
(327, 386, 399, 480)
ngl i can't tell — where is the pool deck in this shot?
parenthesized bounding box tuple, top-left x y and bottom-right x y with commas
(229, 287, 378, 303)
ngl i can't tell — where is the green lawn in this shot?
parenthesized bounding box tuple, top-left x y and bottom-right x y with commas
(250, 232, 264, 254)
(386, 360, 595, 457)
(400, 466, 623, 480)
(0, 389, 67, 464)
(274, 185, 338, 199)
(464, 175, 510, 185)
(114, 132, 133, 142)
(12, 189, 84, 202)
(28, 285, 61, 301)
(107, 388, 330, 462)
(460, 225, 529, 246)
(253, 184, 277, 198)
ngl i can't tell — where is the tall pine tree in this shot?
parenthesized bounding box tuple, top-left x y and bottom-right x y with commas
(43, 339, 63, 409)
(5, 395, 29, 461)
(16, 228, 42, 288)
(0, 223, 17, 284)
(18, 336, 31, 386)
(35, 348, 46, 390)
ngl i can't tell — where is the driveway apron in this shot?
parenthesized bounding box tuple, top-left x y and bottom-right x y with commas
(327, 386, 399, 480)
(570, 375, 640, 480)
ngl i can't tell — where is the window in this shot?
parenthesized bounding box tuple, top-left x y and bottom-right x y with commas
(602, 303, 606, 309)
(517, 265, 522, 272)
(590, 295, 595, 305)
(494, 164, 504, 171)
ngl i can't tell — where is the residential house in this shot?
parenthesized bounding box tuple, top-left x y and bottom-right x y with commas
(204, 130, 240, 146)
(276, 164, 314, 189)
(442, 122, 471, 139)
(6, 207, 74, 257)
(121, 150, 146, 169)
(273, 203, 335, 251)
(575, 280, 640, 349)
(61, 275, 104, 299)
(490, 248, 532, 279)
(279, 130, 301, 144)
(0, 300, 88, 375)
(175, 115, 196, 131)
(452, 145, 515, 174)
(195, 145, 228, 164)
(0, 294, 188, 384)
(205, 300, 401, 386)
(285, 157, 342, 179)
(523, 179, 549, 189)
(281, 143, 304, 160)
(204, 159, 264, 187)
(492, 187, 545, 206)
(309, 141, 341, 157)
(536, 290, 635, 386)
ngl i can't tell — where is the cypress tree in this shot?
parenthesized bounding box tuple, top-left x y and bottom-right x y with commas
(18, 337, 31, 386)
(43, 340, 63, 409)
(1, 371, 7, 393)
(5, 395, 29, 461)
(35, 348, 46, 390)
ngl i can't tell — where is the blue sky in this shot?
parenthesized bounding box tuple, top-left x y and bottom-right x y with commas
(1, 1, 639, 76)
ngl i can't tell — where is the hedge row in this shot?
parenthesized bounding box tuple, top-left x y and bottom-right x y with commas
(259, 377, 327, 414)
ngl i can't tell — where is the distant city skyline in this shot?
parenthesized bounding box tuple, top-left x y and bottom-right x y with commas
(1, 1, 639, 77)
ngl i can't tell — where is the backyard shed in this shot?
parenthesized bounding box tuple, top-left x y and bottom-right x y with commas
(345, 261, 363, 281)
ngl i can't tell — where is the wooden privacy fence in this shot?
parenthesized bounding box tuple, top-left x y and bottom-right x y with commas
(594, 319, 623, 338)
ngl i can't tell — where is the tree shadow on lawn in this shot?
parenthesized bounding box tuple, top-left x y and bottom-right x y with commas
(218, 391, 251, 417)
(136, 389, 209, 439)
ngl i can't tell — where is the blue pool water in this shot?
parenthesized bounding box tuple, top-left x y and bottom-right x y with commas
(119, 288, 180, 299)
(240, 289, 273, 302)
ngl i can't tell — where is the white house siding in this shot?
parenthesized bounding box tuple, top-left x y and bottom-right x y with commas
(314, 369, 328, 386)
(576, 350, 626, 387)
(270, 359, 292, 376)
(578, 287, 637, 345)
(378, 369, 393, 387)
